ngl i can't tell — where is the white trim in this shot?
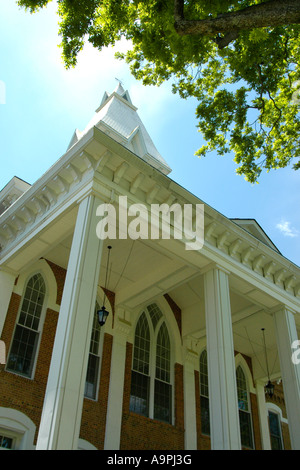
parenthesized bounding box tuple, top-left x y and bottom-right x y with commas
(78, 438, 97, 450)
(13, 258, 59, 312)
(235, 353, 256, 395)
(0, 407, 36, 450)
(266, 402, 288, 425)
(6, 269, 49, 380)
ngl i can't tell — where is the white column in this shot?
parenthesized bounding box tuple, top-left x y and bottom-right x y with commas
(256, 380, 271, 450)
(273, 306, 300, 450)
(104, 314, 130, 450)
(36, 194, 104, 450)
(0, 269, 15, 336)
(204, 265, 241, 450)
(183, 345, 198, 450)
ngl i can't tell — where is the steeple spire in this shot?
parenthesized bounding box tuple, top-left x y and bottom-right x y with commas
(67, 83, 172, 175)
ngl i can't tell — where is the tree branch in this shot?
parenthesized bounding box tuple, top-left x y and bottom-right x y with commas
(174, 0, 300, 48)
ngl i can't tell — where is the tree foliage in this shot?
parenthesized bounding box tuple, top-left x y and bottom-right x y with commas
(18, 0, 300, 182)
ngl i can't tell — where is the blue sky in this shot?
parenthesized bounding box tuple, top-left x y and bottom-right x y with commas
(1, 1, 299, 267)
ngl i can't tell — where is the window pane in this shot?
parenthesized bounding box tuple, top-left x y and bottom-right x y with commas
(236, 366, 253, 448)
(236, 366, 249, 411)
(85, 354, 100, 400)
(156, 322, 170, 383)
(85, 303, 102, 399)
(199, 350, 209, 398)
(200, 396, 210, 435)
(0, 435, 13, 449)
(89, 302, 101, 355)
(132, 313, 150, 375)
(154, 379, 171, 424)
(130, 370, 149, 417)
(6, 325, 38, 376)
(269, 412, 283, 450)
(18, 274, 45, 331)
(239, 410, 253, 449)
(147, 303, 162, 330)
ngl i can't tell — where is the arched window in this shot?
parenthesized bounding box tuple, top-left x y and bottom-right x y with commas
(130, 304, 172, 424)
(84, 301, 103, 400)
(7, 273, 46, 378)
(236, 365, 254, 449)
(199, 349, 210, 435)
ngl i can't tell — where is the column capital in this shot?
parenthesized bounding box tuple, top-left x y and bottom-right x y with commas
(201, 262, 231, 277)
(270, 304, 297, 316)
(113, 307, 132, 339)
(183, 336, 199, 366)
(0, 266, 18, 277)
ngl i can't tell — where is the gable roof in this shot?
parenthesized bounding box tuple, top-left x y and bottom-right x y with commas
(231, 218, 280, 253)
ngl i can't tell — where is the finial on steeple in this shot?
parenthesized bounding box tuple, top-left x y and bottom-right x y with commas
(115, 77, 124, 86)
(114, 78, 125, 95)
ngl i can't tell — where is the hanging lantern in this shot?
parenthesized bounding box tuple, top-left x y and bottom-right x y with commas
(262, 328, 275, 398)
(97, 245, 112, 327)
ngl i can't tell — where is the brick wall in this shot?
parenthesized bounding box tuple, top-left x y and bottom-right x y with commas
(250, 393, 262, 450)
(0, 292, 58, 444)
(0, 261, 113, 449)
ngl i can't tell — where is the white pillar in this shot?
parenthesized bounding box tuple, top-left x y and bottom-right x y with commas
(183, 346, 198, 450)
(36, 194, 104, 450)
(273, 307, 300, 450)
(256, 380, 271, 450)
(0, 269, 15, 336)
(104, 315, 130, 450)
(204, 265, 241, 450)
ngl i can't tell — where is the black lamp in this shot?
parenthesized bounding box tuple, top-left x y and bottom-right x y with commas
(97, 245, 112, 327)
(262, 328, 275, 398)
(97, 305, 110, 326)
(265, 379, 275, 398)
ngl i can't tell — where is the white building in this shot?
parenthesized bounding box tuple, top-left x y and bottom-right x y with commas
(0, 84, 299, 450)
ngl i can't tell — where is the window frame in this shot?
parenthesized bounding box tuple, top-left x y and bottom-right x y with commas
(266, 404, 285, 450)
(236, 365, 255, 449)
(6, 272, 48, 379)
(199, 348, 210, 436)
(130, 304, 174, 425)
(84, 301, 104, 401)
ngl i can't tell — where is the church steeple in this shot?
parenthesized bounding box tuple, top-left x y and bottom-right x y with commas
(67, 83, 172, 175)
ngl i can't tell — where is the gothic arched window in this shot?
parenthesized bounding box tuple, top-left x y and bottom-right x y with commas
(236, 365, 254, 449)
(199, 349, 210, 435)
(7, 273, 46, 378)
(130, 304, 172, 424)
(84, 301, 103, 400)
